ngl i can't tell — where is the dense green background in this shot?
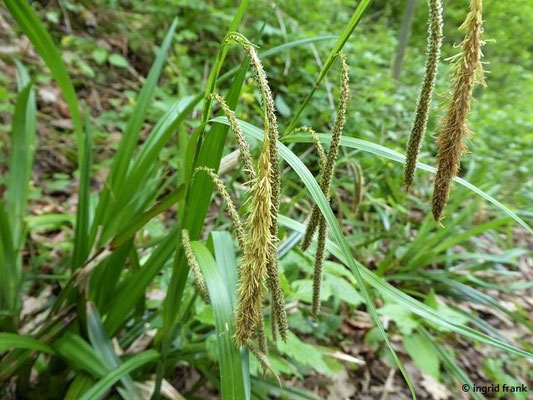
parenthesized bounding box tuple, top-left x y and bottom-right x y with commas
(1, 0, 532, 399)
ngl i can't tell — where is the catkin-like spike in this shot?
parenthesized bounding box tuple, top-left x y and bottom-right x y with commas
(242, 41, 288, 341)
(311, 218, 327, 316)
(302, 54, 350, 251)
(211, 93, 256, 181)
(404, 0, 443, 192)
(432, 0, 484, 223)
(297, 126, 326, 169)
(234, 138, 273, 346)
(182, 229, 210, 303)
(194, 167, 245, 249)
(301, 209, 320, 251)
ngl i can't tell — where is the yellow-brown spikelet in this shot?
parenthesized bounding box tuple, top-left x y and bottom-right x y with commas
(404, 0, 443, 192)
(234, 137, 274, 346)
(432, 0, 484, 223)
(194, 167, 246, 249)
(182, 229, 210, 303)
(211, 93, 256, 181)
(242, 41, 288, 341)
(301, 54, 350, 251)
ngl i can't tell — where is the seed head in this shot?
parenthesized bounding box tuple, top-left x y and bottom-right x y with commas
(302, 54, 350, 250)
(211, 93, 256, 181)
(182, 229, 209, 303)
(404, 0, 443, 192)
(234, 138, 274, 346)
(311, 218, 327, 317)
(432, 0, 484, 223)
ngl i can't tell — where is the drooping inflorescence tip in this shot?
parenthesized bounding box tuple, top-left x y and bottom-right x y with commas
(404, 0, 444, 192)
(432, 0, 484, 223)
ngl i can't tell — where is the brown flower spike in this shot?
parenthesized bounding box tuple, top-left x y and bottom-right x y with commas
(432, 0, 485, 223)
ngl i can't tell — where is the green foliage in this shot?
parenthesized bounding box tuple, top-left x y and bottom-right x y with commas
(0, 0, 531, 399)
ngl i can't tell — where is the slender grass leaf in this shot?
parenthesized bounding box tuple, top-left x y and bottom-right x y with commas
(87, 303, 140, 399)
(6, 61, 35, 247)
(283, 132, 532, 234)
(190, 240, 247, 400)
(419, 328, 484, 400)
(104, 224, 180, 335)
(0, 333, 55, 354)
(79, 350, 158, 400)
(72, 111, 93, 270)
(54, 333, 108, 377)
(284, 0, 373, 134)
(65, 375, 96, 400)
(4, 0, 83, 155)
(209, 232, 251, 398)
(93, 18, 178, 247)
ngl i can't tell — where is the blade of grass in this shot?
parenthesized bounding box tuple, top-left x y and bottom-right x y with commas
(79, 350, 158, 400)
(111, 185, 185, 248)
(103, 224, 180, 335)
(93, 18, 178, 247)
(72, 110, 93, 270)
(4, 0, 83, 155)
(209, 232, 250, 398)
(65, 375, 96, 400)
(108, 18, 178, 194)
(1, 77, 34, 321)
(0, 333, 55, 354)
(54, 333, 108, 377)
(283, 132, 533, 234)
(283, 0, 373, 135)
(6, 61, 35, 247)
(419, 328, 484, 400)
(190, 239, 247, 400)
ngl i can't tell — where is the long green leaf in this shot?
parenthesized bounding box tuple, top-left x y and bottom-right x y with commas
(72, 111, 93, 269)
(0, 333, 55, 355)
(54, 333, 108, 377)
(419, 328, 484, 400)
(191, 240, 247, 400)
(284, 0, 373, 135)
(93, 18, 178, 247)
(0, 203, 17, 317)
(4, 0, 83, 156)
(104, 224, 180, 335)
(284, 132, 532, 234)
(108, 18, 178, 193)
(1, 71, 34, 317)
(6, 61, 36, 247)
(87, 303, 140, 399)
(79, 350, 158, 400)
